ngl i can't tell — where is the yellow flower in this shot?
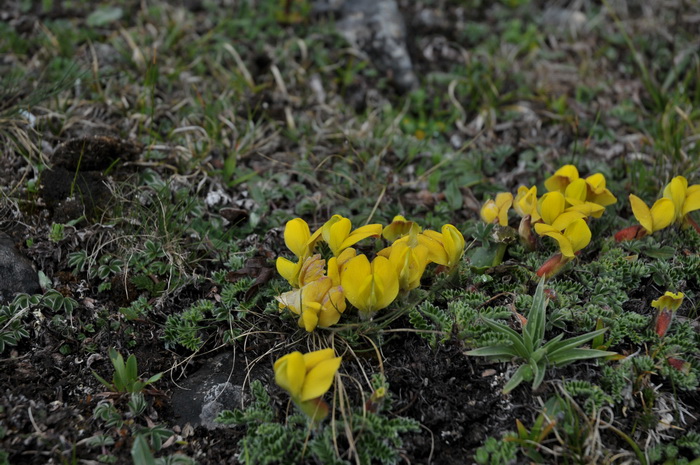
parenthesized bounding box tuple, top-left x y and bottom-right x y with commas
(564, 179, 605, 218)
(480, 192, 513, 226)
(537, 192, 585, 231)
(382, 215, 421, 242)
(341, 255, 399, 317)
(651, 291, 684, 338)
(663, 176, 700, 223)
(276, 277, 346, 331)
(419, 224, 466, 268)
(321, 215, 382, 256)
(629, 194, 675, 235)
(534, 218, 591, 259)
(651, 291, 684, 312)
(513, 186, 540, 222)
(276, 218, 320, 287)
(544, 164, 579, 193)
(379, 240, 430, 291)
(584, 173, 617, 207)
(274, 348, 341, 421)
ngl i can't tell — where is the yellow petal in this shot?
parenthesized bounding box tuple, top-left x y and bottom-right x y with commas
(369, 256, 399, 311)
(649, 198, 675, 232)
(302, 348, 336, 370)
(566, 201, 604, 218)
(663, 176, 688, 220)
(300, 356, 341, 401)
(590, 189, 617, 207)
(544, 165, 579, 192)
(276, 289, 302, 314)
(565, 178, 588, 203)
(513, 185, 538, 219)
(338, 223, 382, 252)
(297, 254, 326, 287)
(325, 216, 352, 255)
(442, 224, 465, 266)
(550, 210, 586, 231)
(300, 308, 319, 332)
(318, 287, 346, 327)
(276, 256, 301, 287)
(585, 173, 607, 194)
(341, 255, 373, 312)
(480, 199, 498, 224)
(651, 291, 684, 312)
(629, 194, 653, 233)
(565, 218, 591, 253)
(383, 215, 421, 242)
(274, 352, 305, 399)
(284, 218, 311, 258)
(418, 231, 449, 266)
(539, 192, 566, 225)
(541, 230, 575, 258)
(682, 185, 700, 217)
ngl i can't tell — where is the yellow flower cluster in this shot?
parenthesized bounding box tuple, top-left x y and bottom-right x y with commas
(275, 214, 465, 330)
(480, 165, 617, 270)
(619, 176, 700, 240)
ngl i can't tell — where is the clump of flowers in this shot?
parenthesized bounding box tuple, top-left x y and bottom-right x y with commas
(274, 348, 341, 422)
(275, 215, 465, 330)
(479, 164, 617, 278)
(616, 175, 700, 240)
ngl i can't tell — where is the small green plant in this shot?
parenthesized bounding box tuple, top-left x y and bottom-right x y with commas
(90, 392, 194, 465)
(93, 348, 162, 393)
(466, 278, 616, 393)
(216, 378, 419, 465)
(473, 435, 518, 465)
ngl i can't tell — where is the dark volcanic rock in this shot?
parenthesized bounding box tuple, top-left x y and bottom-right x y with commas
(0, 232, 41, 300)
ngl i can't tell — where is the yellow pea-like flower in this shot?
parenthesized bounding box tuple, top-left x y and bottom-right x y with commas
(274, 348, 342, 421)
(276, 218, 321, 287)
(480, 192, 513, 226)
(663, 176, 700, 223)
(629, 195, 675, 234)
(380, 240, 430, 291)
(382, 215, 421, 242)
(341, 255, 399, 317)
(513, 186, 540, 222)
(534, 218, 591, 259)
(585, 173, 617, 207)
(321, 215, 382, 256)
(544, 164, 579, 193)
(537, 192, 585, 231)
(276, 277, 346, 331)
(651, 291, 684, 312)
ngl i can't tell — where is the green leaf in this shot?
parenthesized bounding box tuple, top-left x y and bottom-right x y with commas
(547, 348, 616, 366)
(531, 361, 546, 390)
(482, 318, 528, 357)
(465, 345, 518, 358)
(126, 355, 139, 389)
(131, 434, 156, 465)
(544, 328, 608, 358)
(86, 7, 123, 27)
(525, 277, 547, 349)
(502, 364, 532, 394)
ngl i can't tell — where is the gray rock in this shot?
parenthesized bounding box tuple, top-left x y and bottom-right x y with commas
(170, 351, 264, 429)
(315, 0, 418, 92)
(0, 232, 41, 300)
